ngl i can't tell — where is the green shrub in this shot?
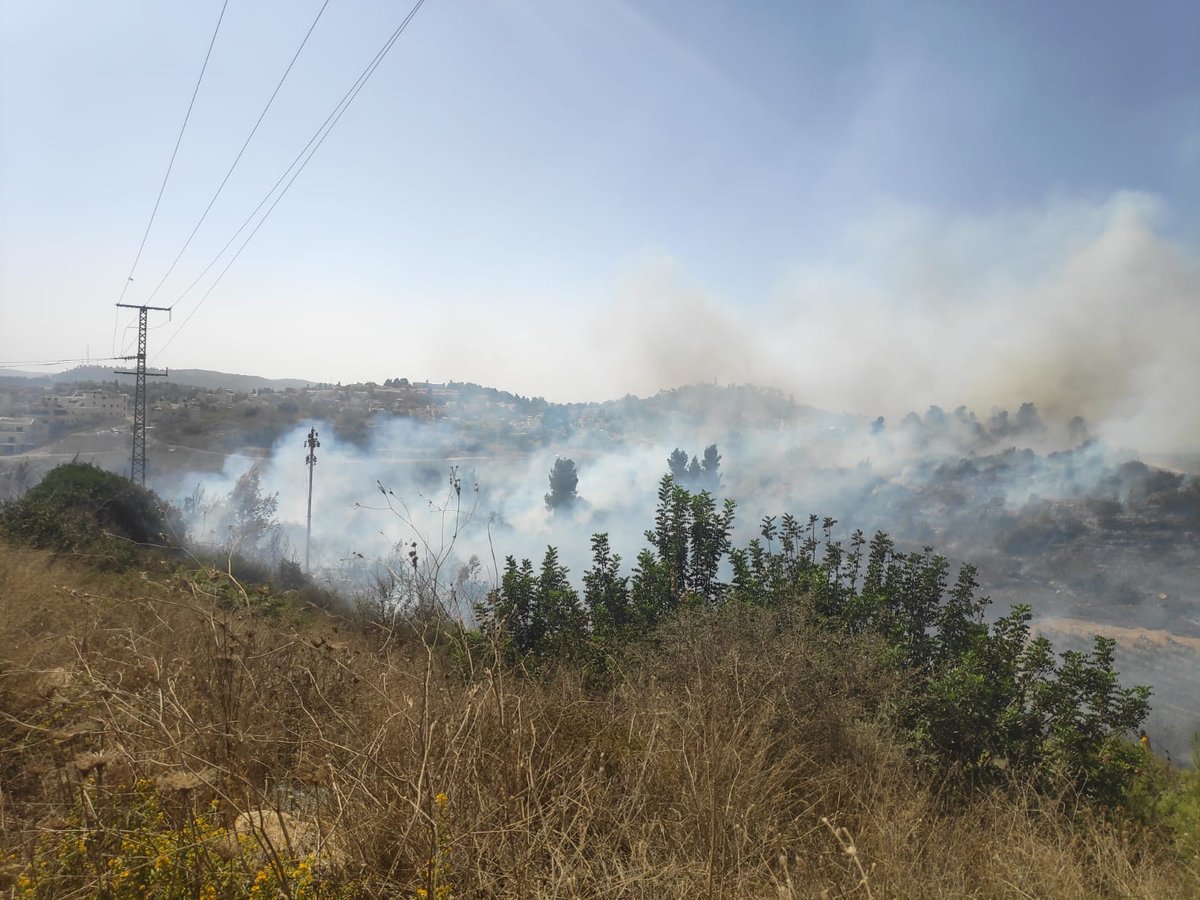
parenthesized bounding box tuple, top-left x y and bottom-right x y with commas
(0, 462, 179, 563)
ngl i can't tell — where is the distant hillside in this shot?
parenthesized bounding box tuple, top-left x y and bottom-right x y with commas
(3, 365, 316, 392)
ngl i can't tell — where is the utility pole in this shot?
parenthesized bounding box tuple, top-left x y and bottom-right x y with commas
(114, 304, 170, 485)
(304, 427, 320, 572)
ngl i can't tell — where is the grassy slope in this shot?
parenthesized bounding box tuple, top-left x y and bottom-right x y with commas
(0, 542, 1195, 898)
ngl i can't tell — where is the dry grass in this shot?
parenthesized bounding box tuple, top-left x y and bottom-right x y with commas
(0, 542, 1196, 898)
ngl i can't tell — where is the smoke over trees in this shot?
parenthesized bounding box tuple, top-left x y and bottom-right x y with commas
(545, 457, 579, 512)
(147, 381, 1199, 762)
(666, 444, 722, 493)
(223, 465, 279, 553)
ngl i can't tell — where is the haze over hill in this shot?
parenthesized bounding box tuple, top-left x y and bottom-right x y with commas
(12, 369, 1175, 761)
(1, 365, 315, 393)
(2, 2, 1199, 891)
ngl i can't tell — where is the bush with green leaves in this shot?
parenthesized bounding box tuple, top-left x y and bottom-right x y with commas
(0, 462, 179, 563)
(482, 548, 587, 667)
(476, 471, 1157, 812)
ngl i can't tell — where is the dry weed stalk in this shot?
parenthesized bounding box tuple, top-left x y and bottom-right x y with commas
(820, 816, 874, 899)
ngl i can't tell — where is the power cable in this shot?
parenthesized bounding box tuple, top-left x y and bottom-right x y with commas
(115, 0, 231, 308)
(152, 0, 428, 363)
(168, 0, 427, 318)
(0, 357, 130, 370)
(118, 316, 171, 362)
(139, 0, 333, 307)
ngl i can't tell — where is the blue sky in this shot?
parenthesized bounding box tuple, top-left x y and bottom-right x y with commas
(1, 1, 1197, 443)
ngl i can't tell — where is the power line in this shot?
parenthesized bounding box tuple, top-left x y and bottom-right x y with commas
(116, 0, 230, 308)
(116, 314, 173, 361)
(152, 0, 428, 363)
(164, 0, 427, 320)
(0, 356, 129, 370)
(139, 0, 334, 308)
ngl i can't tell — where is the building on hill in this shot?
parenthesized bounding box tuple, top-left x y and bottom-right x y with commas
(29, 390, 128, 426)
(0, 417, 49, 455)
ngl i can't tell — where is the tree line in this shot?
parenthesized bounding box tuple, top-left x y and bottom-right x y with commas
(543, 444, 721, 512)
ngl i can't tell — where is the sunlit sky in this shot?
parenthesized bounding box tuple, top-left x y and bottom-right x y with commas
(2, 1, 1198, 437)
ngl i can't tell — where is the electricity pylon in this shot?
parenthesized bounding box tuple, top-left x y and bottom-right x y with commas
(114, 304, 170, 484)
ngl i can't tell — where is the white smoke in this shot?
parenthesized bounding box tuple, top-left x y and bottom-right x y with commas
(416, 191, 1198, 455)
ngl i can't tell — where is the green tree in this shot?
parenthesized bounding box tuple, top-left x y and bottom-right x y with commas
(630, 548, 675, 631)
(533, 546, 587, 661)
(631, 476, 736, 621)
(583, 533, 631, 641)
(667, 448, 689, 482)
(666, 445, 722, 491)
(490, 556, 536, 658)
(1030, 635, 1151, 802)
(544, 457, 579, 512)
(487, 548, 586, 665)
(224, 465, 278, 553)
(687, 489, 735, 600)
(648, 475, 692, 601)
(700, 443, 722, 490)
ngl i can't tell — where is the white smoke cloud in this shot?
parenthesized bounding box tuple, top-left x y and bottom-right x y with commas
(572, 191, 1199, 454)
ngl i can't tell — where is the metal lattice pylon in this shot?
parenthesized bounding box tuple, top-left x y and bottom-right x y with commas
(115, 304, 169, 484)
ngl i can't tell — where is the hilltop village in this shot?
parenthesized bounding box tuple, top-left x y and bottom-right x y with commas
(0, 370, 806, 460)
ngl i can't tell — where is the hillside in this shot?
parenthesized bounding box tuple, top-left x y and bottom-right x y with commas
(2, 366, 316, 393)
(1, 466, 1198, 897)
